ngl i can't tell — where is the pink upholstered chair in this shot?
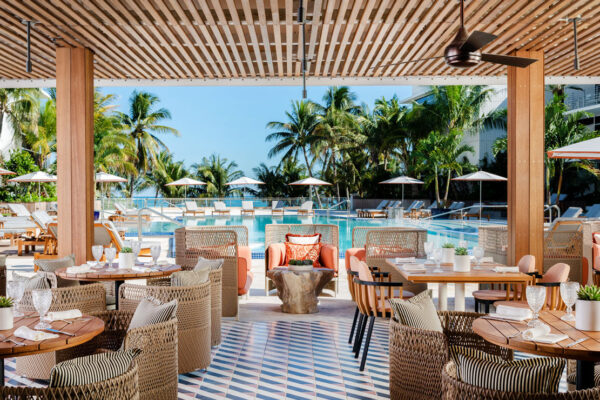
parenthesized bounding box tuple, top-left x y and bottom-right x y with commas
(473, 255, 536, 313)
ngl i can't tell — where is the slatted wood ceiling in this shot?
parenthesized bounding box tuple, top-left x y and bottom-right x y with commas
(0, 0, 598, 80)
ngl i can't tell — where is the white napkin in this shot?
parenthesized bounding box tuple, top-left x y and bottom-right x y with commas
(46, 309, 82, 321)
(494, 305, 532, 320)
(481, 257, 494, 263)
(402, 264, 426, 272)
(493, 266, 520, 273)
(66, 265, 92, 274)
(522, 322, 569, 343)
(14, 326, 59, 341)
(395, 257, 415, 263)
(132, 266, 151, 273)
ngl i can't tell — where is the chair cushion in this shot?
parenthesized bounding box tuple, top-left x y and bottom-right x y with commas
(49, 348, 141, 388)
(14, 272, 51, 290)
(171, 270, 209, 286)
(128, 297, 177, 331)
(456, 353, 565, 393)
(345, 248, 365, 271)
(388, 290, 443, 332)
(472, 289, 511, 301)
(285, 233, 321, 245)
(192, 256, 223, 283)
(448, 345, 503, 379)
(285, 242, 322, 267)
(34, 255, 79, 288)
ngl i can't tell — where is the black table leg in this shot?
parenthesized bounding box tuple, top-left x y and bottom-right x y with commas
(115, 280, 124, 310)
(0, 358, 4, 386)
(577, 360, 595, 390)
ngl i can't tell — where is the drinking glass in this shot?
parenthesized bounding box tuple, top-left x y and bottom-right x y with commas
(7, 280, 25, 317)
(560, 282, 579, 322)
(433, 248, 444, 273)
(472, 246, 484, 270)
(424, 241, 434, 262)
(131, 241, 142, 263)
(91, 245, 104, 267)
(150, 244, 161, 265)
(526, 286, 546, 327)
(32, 289, 52, 330)
(105, 247, 117, 270)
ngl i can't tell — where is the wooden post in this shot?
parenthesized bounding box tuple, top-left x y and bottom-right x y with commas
(56, 47, 94, 264)
(507, 50, 545, 270)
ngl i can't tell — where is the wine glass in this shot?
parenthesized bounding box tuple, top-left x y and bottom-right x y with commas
(472, 246, 484, 270)
(32, 289, 52, 330)
(150, 244, 161, 266)
(424, 241, 434, 262)
(105, 247, 117, 270)
(560, 282, 579, 322)
(526, 286, 546, 327)
(7, 280, 25, 317)
(131, 241, 142, 263)
(433, 248, 444, 273)
(91, 245, 104, 268)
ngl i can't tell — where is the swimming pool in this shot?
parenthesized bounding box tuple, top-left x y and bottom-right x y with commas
(128, 214, 502, 254)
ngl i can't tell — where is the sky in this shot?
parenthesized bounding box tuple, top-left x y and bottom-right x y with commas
(97, 85, 413, 176)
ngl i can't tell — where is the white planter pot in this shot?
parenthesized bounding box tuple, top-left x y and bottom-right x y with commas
(442, 248, 455, 264)
(118, 253, 135, 269)
(575, 300, 600, 331)
(453, 255, 471, 272)
(0, 308, 13, 330)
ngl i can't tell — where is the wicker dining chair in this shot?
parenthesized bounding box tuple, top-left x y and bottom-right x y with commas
(441, 361, 600, 400)
(0, 363, 139, 400)
(389, 313, 513, 400)
(119, 279, 211, 374)
(16, 282, 107, 380)
(79, 310, 178, 400)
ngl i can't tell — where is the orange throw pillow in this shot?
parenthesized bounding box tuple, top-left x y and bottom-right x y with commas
(285, 242, 322, 267)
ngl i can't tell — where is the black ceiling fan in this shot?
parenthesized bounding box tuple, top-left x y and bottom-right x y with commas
(374, 0, 537, 70)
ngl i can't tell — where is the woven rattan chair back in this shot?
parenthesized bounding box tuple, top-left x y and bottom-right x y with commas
(352, 226, 424, 249)
(442, 361, 600, 399)
(119, 280, 211, 373)
(175, 227, 240, 317)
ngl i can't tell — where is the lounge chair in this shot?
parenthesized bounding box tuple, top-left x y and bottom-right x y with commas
(241, 200, 255, 215)
(448, 201, 465, 219)
(8, 203, 31, 217)
(406, 200, 425, 218)
(561, 207, 583, 219)
(427, 200, 438, 209)
(582, 204, 600, 218)
(463, 203, 490, 220)
(112, 203, 151, 221)
(297, 200, 314, 215)
(185, 200, 204, 216)
(357, 200, 388, 218)
(96, 221, 158, 257)
(30, 210, 58, 255)
(272, 200, 284, 215)
(213, 201, 230, 215)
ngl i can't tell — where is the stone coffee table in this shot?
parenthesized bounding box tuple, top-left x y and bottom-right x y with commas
(267, 267, 334, 314)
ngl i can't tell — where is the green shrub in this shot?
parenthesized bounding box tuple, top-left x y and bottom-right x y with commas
(120, 247, 133, 253)
(289, 259, 313, 266)
(455, 247, 468, 256)
(442, 243, 455, 249)
(578, 285, 600, 301)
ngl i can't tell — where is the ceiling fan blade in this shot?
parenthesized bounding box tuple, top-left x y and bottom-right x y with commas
(481, 53, 537, 68)
(370, 56, 444, 69)
(460, 31, 497, 52)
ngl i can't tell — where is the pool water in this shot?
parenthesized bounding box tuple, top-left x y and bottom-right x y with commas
(129, 215, 495, 253)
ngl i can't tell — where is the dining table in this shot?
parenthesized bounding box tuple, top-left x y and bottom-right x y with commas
(0, 312, 104, 385)
(473, 310, 600, 390)
(385, 258, 532, 311)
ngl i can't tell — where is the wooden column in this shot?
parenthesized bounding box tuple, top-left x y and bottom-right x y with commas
(507, 50, 545, 270)
(56, 47, 94, 264)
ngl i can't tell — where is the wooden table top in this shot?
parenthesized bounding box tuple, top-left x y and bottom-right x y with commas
(473, 310, 600, 362)
(385, 259, 533, 284)
(55, 264, 181, 282)
(0, 312, 104, 358)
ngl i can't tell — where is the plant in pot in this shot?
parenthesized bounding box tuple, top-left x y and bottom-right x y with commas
(288, 259, 314, 271)
(118, 247, 135, 269)
(575, 285, 600, 331)
(453, 247, 470, 272)
(0, 297, 14, 330)
(441, 243, 455, 264)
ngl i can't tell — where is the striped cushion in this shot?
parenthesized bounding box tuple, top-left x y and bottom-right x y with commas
(35, 255, 79, 288)
(128, 297, 177, 331)
(171, 270, 208, 286)
(49, 348, 141, 388)
(448, 346, 503, 379)
(14, 272, 51, 290)
(388, 290, 442, 332)
(456, 353, 565, 393)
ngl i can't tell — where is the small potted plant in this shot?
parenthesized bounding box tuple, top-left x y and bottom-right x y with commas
(288, 259, 314, 271)
(0, 297, 14, 330)
(441, 243, 455, 264)
(118, 247, 135, 269)
(453, 247, 470, 272)
(575, 285, 600, 331)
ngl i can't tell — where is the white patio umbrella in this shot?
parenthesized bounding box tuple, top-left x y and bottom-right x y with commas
(452, 171, 507, 220)
(0, 168, 15, 176)
(9, 171, 57, 197)
(289, 177, 331, 201)
(225, 176, 265, 197)
(547, 137, 600, 159)
(379, 176, 424, 203)
(165, 177, 206, 199)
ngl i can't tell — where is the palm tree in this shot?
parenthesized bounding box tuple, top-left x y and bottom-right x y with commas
(192, 154, 242, 197)
(23, 99, 55, 168)
(117, 91, 179, 196)
(151, 151, 188, 198)
(0, 88, 40, 144)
